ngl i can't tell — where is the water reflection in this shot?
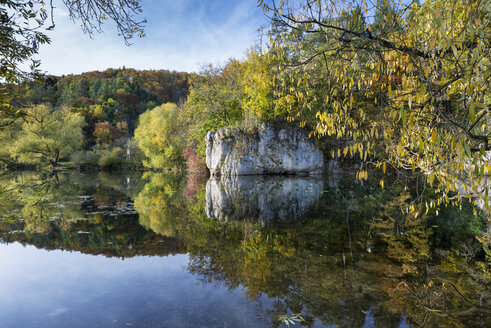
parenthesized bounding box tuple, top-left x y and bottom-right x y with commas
(0, 171, 489, 327)
(0, 171, 184, 257)
(205, 176, 324, 223)
(134, 172, 186, 237)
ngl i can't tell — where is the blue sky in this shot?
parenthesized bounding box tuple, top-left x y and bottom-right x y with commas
(36, 0, 266, 75)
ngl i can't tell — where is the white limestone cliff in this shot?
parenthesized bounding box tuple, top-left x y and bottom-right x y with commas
(206, 124, 324, 176)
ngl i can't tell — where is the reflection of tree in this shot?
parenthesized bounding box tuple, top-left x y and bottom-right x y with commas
(95, 171, 144, 199)
(134, 172, 186, 237)
(370, 194, 431, 274)
(368, 192, 490, 327)
(182, 176, 489, 328)
(1, 213, 185, 258)
(184, 214, 391, 327)
(0, 171, 185, 258)
(0, 171, 82, 232)
(181, 178, 384, 327)
(181, 171, 208, 200)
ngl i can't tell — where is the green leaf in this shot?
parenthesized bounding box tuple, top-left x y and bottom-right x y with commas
(464, 143, 472, 158)
(469, 103, 476, 123)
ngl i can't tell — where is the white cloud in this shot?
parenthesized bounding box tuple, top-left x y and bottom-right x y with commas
(35, 0, 266, 75)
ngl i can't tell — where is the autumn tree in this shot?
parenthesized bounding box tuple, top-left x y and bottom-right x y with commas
(93, 121, 115, 145)
(241, 49, 296, 122)
(93, 121, 126, 145)
(183, 60, 245, 157)
(133, 103, 183, 169)
(11, 104, 85, 167)
(259, 0, 491, 210)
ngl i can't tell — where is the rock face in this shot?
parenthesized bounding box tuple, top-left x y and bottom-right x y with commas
(205, 176, 323, 224)
(206, 124, 324, 176)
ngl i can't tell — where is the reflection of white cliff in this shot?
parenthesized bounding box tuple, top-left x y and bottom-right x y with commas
(205, 176, 324, 224)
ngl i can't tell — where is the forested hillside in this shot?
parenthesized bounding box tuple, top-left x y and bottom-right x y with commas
(8, 68, 189, 138)
(1, 68, 190, 169)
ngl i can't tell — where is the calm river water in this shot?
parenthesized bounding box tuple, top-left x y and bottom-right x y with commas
(0, 171, 489, 327)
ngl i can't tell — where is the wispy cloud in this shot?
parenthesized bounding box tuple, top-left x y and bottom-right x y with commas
(35, 0, 266, 75)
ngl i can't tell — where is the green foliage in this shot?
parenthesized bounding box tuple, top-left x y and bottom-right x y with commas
(10, 105, 85, 167)
(70, 150, 100, 168)
(2, 68, 189, 169)
(98, 147, 125, 169)
(0, 116, 22, 167)
(183, 60, 245, 158)
(241, 50, 278, 121)
(134, 172, 185, 237)
(9, 68, 189, 140)
(0, 170, 183, 258)
(134, 103, 183, 169)
(242, 49, 300, 122)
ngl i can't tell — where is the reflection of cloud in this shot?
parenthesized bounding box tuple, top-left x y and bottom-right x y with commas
(34, 0, 266, 75)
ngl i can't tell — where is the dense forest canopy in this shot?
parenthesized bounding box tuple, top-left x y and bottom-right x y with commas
(8, 68, 189, 131)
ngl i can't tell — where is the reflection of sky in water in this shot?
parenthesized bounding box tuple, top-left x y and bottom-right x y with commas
(0, 242, 414, 328)
(0, 242, 272, 328)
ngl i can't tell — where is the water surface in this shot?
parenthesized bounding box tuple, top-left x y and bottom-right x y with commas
(0, 171, 489, 327)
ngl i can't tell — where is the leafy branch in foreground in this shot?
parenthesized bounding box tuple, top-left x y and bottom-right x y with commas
(0, 0, 145, 83)
(259, 0, 490, 210)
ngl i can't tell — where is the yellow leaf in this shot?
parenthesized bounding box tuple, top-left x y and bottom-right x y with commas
(451, 45, 458, 59)
(428, 174, 435, 186)
(431, 128, 438, 144)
